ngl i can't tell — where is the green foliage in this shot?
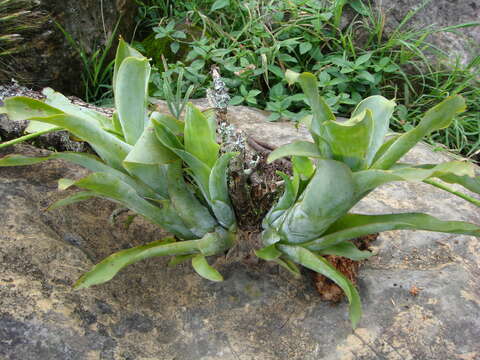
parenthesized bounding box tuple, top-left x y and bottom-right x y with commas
(260, 72, 480, 328)
(0, 39, 237, 288)
(133, 0, 480, 160)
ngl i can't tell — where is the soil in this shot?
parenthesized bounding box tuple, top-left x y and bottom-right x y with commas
(314, 233, 378, 302)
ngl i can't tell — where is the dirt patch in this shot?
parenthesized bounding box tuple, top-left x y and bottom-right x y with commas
(314, 233, 378, 302)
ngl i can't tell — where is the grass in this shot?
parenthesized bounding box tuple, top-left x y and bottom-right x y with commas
(87, 0, 480, 161)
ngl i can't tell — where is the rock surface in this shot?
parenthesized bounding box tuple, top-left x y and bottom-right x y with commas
(371, 0, 480, 64)
(0, 0, 137, 95)
(1, 108, 480, 359)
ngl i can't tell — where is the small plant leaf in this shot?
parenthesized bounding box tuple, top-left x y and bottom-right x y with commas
(191, 254, 223, 281)
(184, 103, 219, 168)
(209, 152, 237, 228)
(350, 96, 396, 166)
(267, 141, 322, 163)
(278, 245, 362, 328)
(74, 237, 197, 289)
(373, 95, 466, 170)
(114, 57, 151, 145)
(113, 38, 144, 92)
(48, 191, 97, 210)
(255, 244, 282, 260)
(303, 213, 480, 251)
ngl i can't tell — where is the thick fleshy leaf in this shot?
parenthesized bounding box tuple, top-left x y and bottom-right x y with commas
(123, 123, 178, 197)
(372, 96, 466, 170)
(184, 103, 219, 168)
(74, 237, 199, 289)
(115, 57, 151, 144)
(209, 152, 237, 228)
(0, 99, 132, 170)
(272, 257, 301, 278)
(371, 135, 400, 164)
(255, 244, 282, 260)
(322, 109, 374, 171)
(354, 161, 475, 195)
(278, 245, 362, 328)
(152, 118, 184, 150)
(263, 171, 297, 227)
(113, 38, 145, 94)
(292, 156, 315, 181)
(48, 191, 97, 210)
(350, 96, 396, 166)
(267, 141, 322, 163)
(150, 112, 184, 135)
(279, 160, 355, 244)
(41, 87, 112, 129)
(168, 254, 196, 266)
(297, 72, 335, 135)
(167, 161, 217, 237)
(317, 242, 373, 260)
(0, 152, 163, 200)
(191, 254, 223, 281)
(303, 212, 480, 251)
(69, 172, 196, 239)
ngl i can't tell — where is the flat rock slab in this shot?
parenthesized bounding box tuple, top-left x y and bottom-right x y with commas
(1, 110, 479, 359)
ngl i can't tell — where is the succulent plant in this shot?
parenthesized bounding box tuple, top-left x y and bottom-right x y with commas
(256, 70, 480, 327)
(1, 41, 479, 330)
(0, 39, 238, 287)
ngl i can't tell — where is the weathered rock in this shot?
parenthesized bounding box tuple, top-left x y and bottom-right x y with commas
(371, 0, 480, 65)
(0, 109, 479, 359)
(0, 0, 137, 95)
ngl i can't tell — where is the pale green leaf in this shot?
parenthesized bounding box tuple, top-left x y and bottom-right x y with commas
(191, 254, 223, 281)
(115, 57, 151, 145)
(317, 241, 373, 260)
(278, 245, 362, 328)
(267, 141, 322, 163)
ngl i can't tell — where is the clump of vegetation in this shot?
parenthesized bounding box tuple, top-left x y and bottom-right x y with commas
(1, 41, 479, 328)
(131, 0, 480, 160)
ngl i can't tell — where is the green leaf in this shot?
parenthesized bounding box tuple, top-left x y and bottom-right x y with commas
(373, 96, 466, 170)
(278, 245, 362, 328)
(0, 152, 163, 200)
(272, 257, 301, 278)
(1, 99, 131, 170)
(322, 109, 374, 171)
(114, 57, 151, 145)
(71, 172, 196, 239)
(167, 161, 217, 237)
(255, 244, 282, 260)
(170, 41, 180, 54)
(184, 103, 219, 168)
(264, 172, 298, 227)
(209, 152, 237, 228)
(113, 38, 144, 92)
(267, 141, 322, 163)
(279, 160, 355, 244)
(191, 254, 223, 281)
(48, 191, 97, 210)
(74, 237, 199, 289)
(297, 73, 335, 136)
(123, 123, 178, 197)
(354, 161, 475, 195)
(299, 42, 312, 55)
(168, 254, 196, 267)
(317, 241, 373, 260)
(357, 70, 375, 83)
(303, 212, 480, 251)
(150, 112, 184, 135)
(211, 0, 230, 11)
(350, 96, 396, 166)
(292, 156, 315, 180)
(355, 52, 372, 66)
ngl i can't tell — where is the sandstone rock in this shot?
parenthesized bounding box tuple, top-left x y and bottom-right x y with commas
(372, 0, 480, 65)
(1, 105, 479, 359)
(0, 0, 137, 96)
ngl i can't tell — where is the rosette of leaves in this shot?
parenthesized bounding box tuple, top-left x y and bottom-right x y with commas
(0, 39, 237, 287)
(257, 71, 480, 328)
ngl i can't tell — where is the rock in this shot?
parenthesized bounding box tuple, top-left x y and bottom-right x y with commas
(371, 0, 480, 65)
(1, 108, 480, 359)
(0, 0, 137, 96)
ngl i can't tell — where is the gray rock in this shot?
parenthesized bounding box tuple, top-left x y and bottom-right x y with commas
(0, 106, 479, 359)
(371, 0, 480, 65)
